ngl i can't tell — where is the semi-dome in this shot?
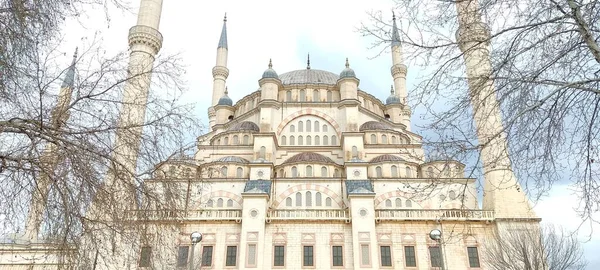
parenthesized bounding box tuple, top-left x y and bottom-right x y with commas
(228, 121, 260, 132)
(359, 121, 393, 131)
(386, 86, 401, 105)
(216, 156, 250, 163)
(282, 152, 336, 165)
(261, 59, 279, 79)
(279, 69, 339, 85)
(370, 154, 404, 163)
(339, 58, 356, 79)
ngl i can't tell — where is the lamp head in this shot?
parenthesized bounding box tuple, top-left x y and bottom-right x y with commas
(429, 229, 442, 241)
(190, 232, 203, 244)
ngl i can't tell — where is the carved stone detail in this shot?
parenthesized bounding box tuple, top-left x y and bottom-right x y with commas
(390, 64, 407, 77)
(212, 66, 230, 79)
(128, 25, 163, 55)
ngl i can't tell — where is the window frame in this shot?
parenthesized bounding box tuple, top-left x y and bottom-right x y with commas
(273, 245, 286, 267)
(246, 243, 257, 268)
(467, 246, 481, 268)
(429, 246, 443, 268)
(302, 245, 315, 267)
(360, 244, 372, 267)
(331, 245, 344, 267)
(404, 245, 417, 268)
(379, 245, 393, 267)
(201, 245, 214, 267)
(225, 245, 238, 267)
(176, 245, 190, 267)
(138, 246, 152, 267)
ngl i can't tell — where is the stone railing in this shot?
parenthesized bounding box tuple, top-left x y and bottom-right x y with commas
(128, 209, 242, 222)
(267, 209, 350, 222)
(375, 209, 494, 222)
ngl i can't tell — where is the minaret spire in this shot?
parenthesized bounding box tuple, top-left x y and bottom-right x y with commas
(307, 54, 311, 69)
(391, 12, 401, 47)
(390, 12, 411, 130)
(209, 14, 230, 129)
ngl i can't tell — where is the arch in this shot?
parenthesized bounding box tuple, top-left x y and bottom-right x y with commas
(298, 135, 304, 145)
(299, 90, 306, 101)
(405, 166, 412, 178)
(290, 125, 295, 132)
(376, 166, 382, 178)
(322, 125, 328, 132)
(385, 199, 392, 207)
(326, 197, 332, 207)
(221, 166, 228, 178)
(391, 165, 398, 177)
(313, 90, 319, 102)
(316, 192, 322, 206)
(224, 136, 229, 145)
(323, 135, 329, 145)
(395, 198, 402, 207)
(243, 135, 249, 144)
(227, 199, 233, 207)
(259, 146, 266, 159)
(306, 165, 313, 177)
(298, 121, 304, 132)
(314, 121, 320, 132)
(281, 135, 287, 145)
(382, 134, 388, 144)
(405, 199, 413, 208)
(275, 184, 343, 208)
(449, 190, 457, 200)
(236, 167, 243, 178)
(374, 190, 424, 209)
(296, 192, 302, 206)
(292, 166, 298, 177)
(217, 198, 224, 207)
(276, 109, 341, 136)
(392, 136, 397, 144)
(321, 166, 327, 177)
(306, 120, 311, 132)
(306, 135, 312, 145)
(370, 134, 377, 144)
(290, 136, 295, 145)
(327, 90, 332, 102)
(279, 169, 284, 178)
(334, 169, 340, 177)
(315, 135, 320, 145)
(207, 199, 213, 207)
(286, 197, 292, 206)
(233, 135, 239, 145)
(306, 191, 312, 206)
(196, 191, 244, 209)
(286, 90, 292, 101)
(332, 135, 338, 145)
(352, 146, 358, 158)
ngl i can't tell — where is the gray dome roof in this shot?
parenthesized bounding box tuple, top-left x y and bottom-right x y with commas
(262, 59, 279, 79)
(359, 121, 393, 131)
(283, 152, 336, 165)
(228, 121, 260, 132)
(339, 58, 356, 79)
(216, 156, 250, 163)
(386, 86, 401, 105)
(279, 69, 339, 85)
(218, 95, 233, 106)
(370, 154, 404, 163)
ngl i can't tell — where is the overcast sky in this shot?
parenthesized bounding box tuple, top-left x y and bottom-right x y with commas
(60, 0, 599, 268)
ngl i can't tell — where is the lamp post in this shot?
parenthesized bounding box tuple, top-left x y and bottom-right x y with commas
(189, 232, 202, 270)
(429, 229, 445, 270)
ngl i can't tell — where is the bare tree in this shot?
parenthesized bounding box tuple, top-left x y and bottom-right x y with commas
(484, 224, 587, 270)
(360, 0, 600, 220)
(0, 0, 203, 268)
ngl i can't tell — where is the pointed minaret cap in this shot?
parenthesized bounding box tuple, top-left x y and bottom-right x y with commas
(218, 86, 233, 106)
(306, 54, 311, 69)
(262, 58, 279, 79)
(217, 13, 228, 49)
(386, 85, 401, 105)
(61, 47, 78, 88)
(391, 12, 401, 47)
(339, 57, 356, 78)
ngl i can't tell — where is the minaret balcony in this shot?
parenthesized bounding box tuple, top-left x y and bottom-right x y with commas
(375, 209, 494, 222)
(128, 25, 163, 54)
(266, 209, 350, 222)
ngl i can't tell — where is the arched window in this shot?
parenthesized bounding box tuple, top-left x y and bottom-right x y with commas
(216, 139, 221, 145)
(392, 136, 397, 144)
(376, 166, 383, 178)
(315, 135, 320, 145)
(259, 146, 266, 159)
(352, 146, 358, 158)
(306, 191, 312, 206)
(207, 199, 213, 207)
(427, 167, 434, 178)
(298, 136, 304, 145)
(281, 136, 287, 145)
(227, 199, 233, 207)
(395, 198, 402, 207)
(299, 90, 306, 101)
(221, 166, 228, 177)
(314, 121, 320, 132)
(279, 169, 284, 178)
(217, 198, 224, 207)
(306, 120, 311, 132)
(286, 90, 292, 101)
(370, 134, 377, 144)
(224, 137, 229, 145)
(321, 166, 327, 177)
(391, 165, 398, 177)
(323, 135, 329, 145)
(236, 167, 243, 178)
(290, 125, 295, 132)
(292, 166, 298, 177)
(322, 125, 328, 132)
(385, 199, 392, 207)
(406, 166, 412, 178)
(327, 90, 332, 102)
(316, 192, 322, 206)
(286, 197, 292, 206)
(306, 165, 313, 177)
(334, 169, 340, 177)
(184, 168, 191, 178)
(290, 136, 295, 145)
(306, 136, 312, 145)
(298, 121, 304, 132)
(405, 200, 412, 208)
(382, 135, 388, 144)
(332, 135, 338, 145)
(449, 190, 457, 200)
(296, 192, 302, 206)
(313, 90, 319, 102)
(233, 135, 239, 145)
(326, 197, 332, 207)
(243, 135, 249, 144)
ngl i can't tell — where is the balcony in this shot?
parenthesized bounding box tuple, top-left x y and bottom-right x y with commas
(375, 209, 494, 222)
(128, 209, 242, 222)
(267, 209, 350, 222)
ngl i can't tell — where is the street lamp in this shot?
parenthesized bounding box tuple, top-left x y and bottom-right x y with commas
(189, 232, 202, 270)
(429, 229, 445, 270)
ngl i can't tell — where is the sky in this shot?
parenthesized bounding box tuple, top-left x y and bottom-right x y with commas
(59, 0, 599, 268)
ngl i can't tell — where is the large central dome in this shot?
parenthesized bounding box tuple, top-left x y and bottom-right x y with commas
(279, 69, 339, 85)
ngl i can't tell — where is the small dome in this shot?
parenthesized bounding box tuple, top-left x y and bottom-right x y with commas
(359, 121, 393, 131)
(283, 152, 336, 165)
(217, 87, 233, 106)
(386, 85, 401, 105)
(216, 156, 250, 163)
(262, 59, 279, 79)
(339, 58, 356, 79)
(228, 121, 260, 132)
(370, 154, 404, 163)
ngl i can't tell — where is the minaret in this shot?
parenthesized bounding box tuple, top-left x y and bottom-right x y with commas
(390, 13, 412, 130)
(455, 0, 535, 219)
(209, 14, 229, 129)
(23, 48, 78, 241)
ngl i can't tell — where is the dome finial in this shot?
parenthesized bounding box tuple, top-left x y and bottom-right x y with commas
(392, 11, 396, 21)
(307, 54, 311, 69)
(345, 58, 350, 68)
(225, 86, 228, 95)
(268, 58, 272, 69)
(72, 47, 78, 64)
(390, 85, 395, 94)
(224, 13, 227, 22)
